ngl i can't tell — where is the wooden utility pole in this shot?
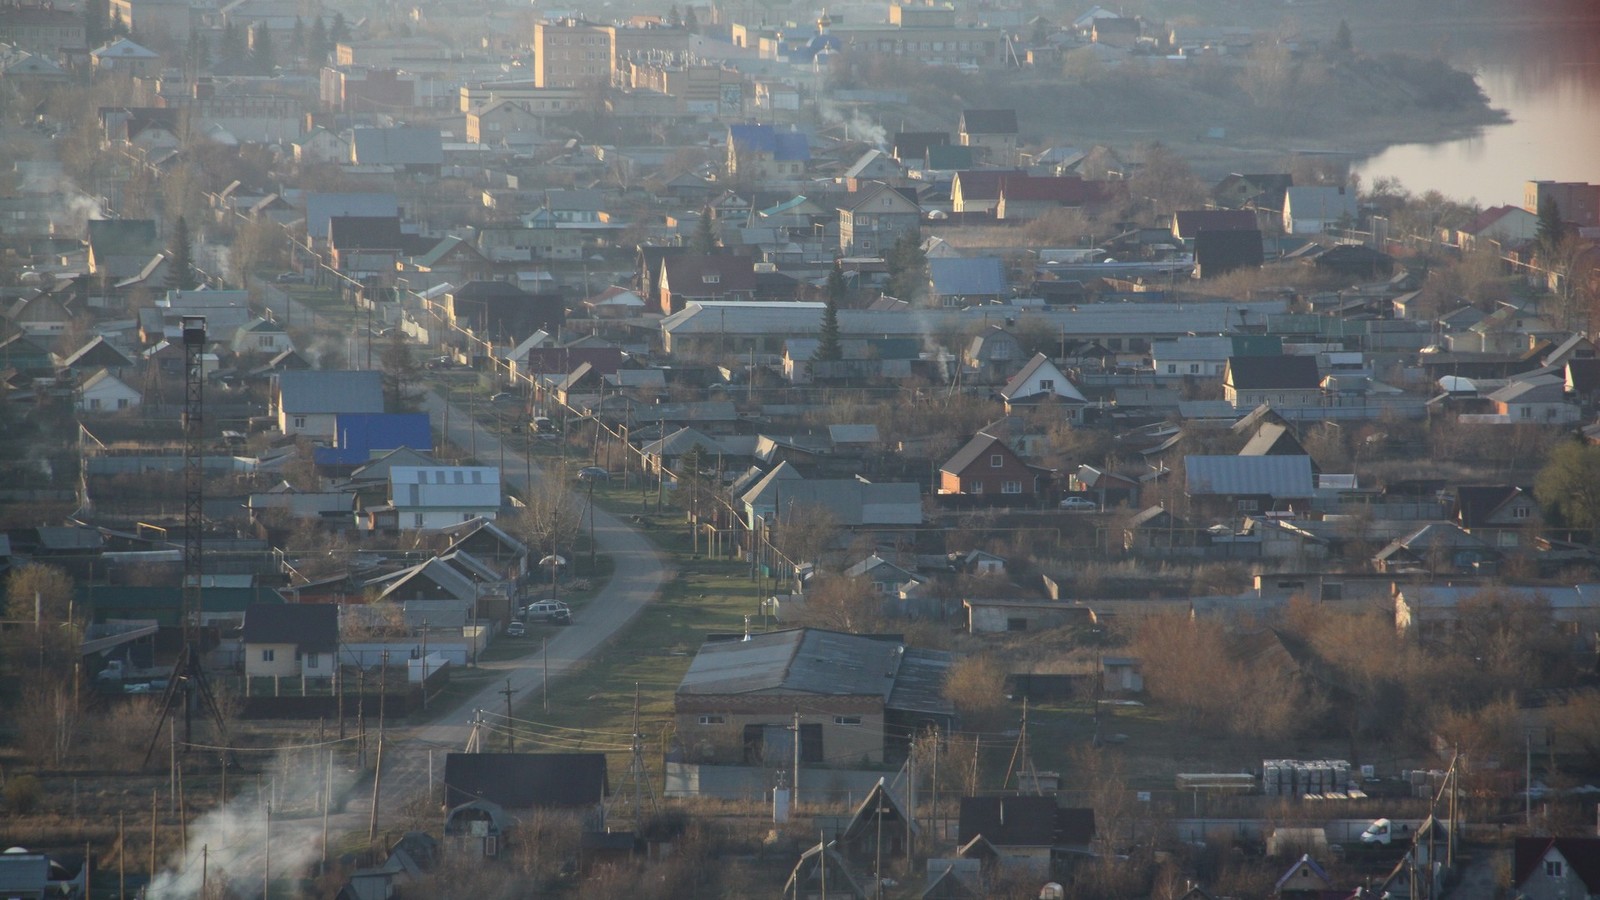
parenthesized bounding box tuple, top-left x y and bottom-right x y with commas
(793, 710, 802, 811)
(118, 812, 125, 900)
(367, 736, 383, 846)
(148, 791, 156, 883)
(500, 679, 519, 751)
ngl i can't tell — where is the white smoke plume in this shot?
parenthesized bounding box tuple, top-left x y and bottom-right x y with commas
(144, 758, 339, 899)
(816, 98, 888, 148)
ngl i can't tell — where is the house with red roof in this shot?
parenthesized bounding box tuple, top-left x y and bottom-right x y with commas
(996, 174, 1122, 222)
(1514, 836, 1600, 900)
(1452, 204, 1540, 251)
(657, 253, 757, 313)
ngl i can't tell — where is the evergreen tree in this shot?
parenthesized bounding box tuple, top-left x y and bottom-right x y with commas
(291, 17, 306, 62)
(186, 28, 208, 74)
(692, 206, 718, 254)
(84, 0, 109, 48)
(221, 21, 244, 64)
(1537, 196, 1568, 255)
(165, 216, 200, 292)
(380, 329, 423, 412)
(309, 17, 329, 64)
(330, 12, 350, 44)
(886, 232, 927, 303)
(684, 6, 699, 34)
(251, 22, 274, 74)
(109, 7, 128, 36)
(1333, 19, 1353, 54)
(817, 264, 845, 362)
(667, 4, 681, 27)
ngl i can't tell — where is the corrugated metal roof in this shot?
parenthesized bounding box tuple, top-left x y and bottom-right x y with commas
(679, 628, 953, 714)
(929, 257, 1007, 297)
(1184, 454, 1313, 498)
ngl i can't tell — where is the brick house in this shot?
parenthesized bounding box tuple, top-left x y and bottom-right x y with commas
(940, 431, 1049, 497)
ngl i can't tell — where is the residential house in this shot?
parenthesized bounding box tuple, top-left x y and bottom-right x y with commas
(313, 413, 434, 469)
(939, 432, 1048, 498)
(1090, 16, 1141, 47)
(893, 131, 949, 164)
(327, 215, 404, 281)
(658, 254, 757, 313)
(388, 466, 502, 530)
(963, 598, 1095, 634)
(411, 236, 494, 285)
(0, 6, 86, 54)
(727, 124, 810, 181)
(273, 370, 386, 436)
(1450, 484, 1540, 550)
(838, 184, 920, 257)
(673, 628, 954, 765)
(1223, 356, 1321, 409)
(350, 126, 444, 176)
(1172, 209, 1258, 245)
(957, 796, 1095, 880)
(6, 291, 73, 339)
(240, 602, 339, 681)
(950, 170, 1019, 215)
(964, 327, 1026, 382)
(1524, 181, 1600, 229)
(465, 99, 543, 148)
(56, 336, 134, 374)
(996, 175, 1119, 222)
(1212, 173, 1293, 212)
(843, 554, 921, 597)
(76, 370, 141, 412)
(87, 218, 162, 281)
(1375, 523, 1498, 575)
(1483, 376, 1581, 425)
(841, 149, 901, 185)
(1194, 229, 1264, 278)
(443, 751, 608, 815)
(1282, 185, 1358, 235)
(445, 280, 564, 340)
(231, 318, 293, 356)
(1123, 505, 1207, 557)
(1513, 837, 1600, 900)
(1184, 454, 1315, 516)
(833, 781, 916, 875)
(927, 257, 1007, 307)
(1453, 205, 1540, 251)
(997, 353, 1088, 415)
(1275, 854, 1335, 900)
(957, 109, 1018, 167)
(92, 38, 162, 76)
(739, 463, 923, 530)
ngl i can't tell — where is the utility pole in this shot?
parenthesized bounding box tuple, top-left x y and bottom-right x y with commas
(500, 679, 519, 751)
(542, 638, 549, 713)
(792, 710, 802, 812)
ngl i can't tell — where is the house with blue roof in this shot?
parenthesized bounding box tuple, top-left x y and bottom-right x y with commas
(314, 413, 434, 469)
(928, 257, 1007, 307)
(726, 124, 811, 182)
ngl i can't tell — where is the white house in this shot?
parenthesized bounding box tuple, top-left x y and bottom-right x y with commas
(1282, 186, 1358, 235)
(240, 603, 339, 681)
(274, 370, 385, 436)
(997, 353, 1088, 413)
(1150, 336, 1233, 378)
(389, 466, 502, 530)
(76, 369, 141, 412)
(232, 317, 294, 355)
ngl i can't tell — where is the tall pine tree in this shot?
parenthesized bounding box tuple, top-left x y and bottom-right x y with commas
(817, 270, 844, 363)
(692, 206, 718, 254)
(251, 22, 274, 74)
(165, 216, 200, 292)
(1537, 196, 1567, 256)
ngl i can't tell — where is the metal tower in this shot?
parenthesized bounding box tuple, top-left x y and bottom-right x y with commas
(144, 316, 232, 767)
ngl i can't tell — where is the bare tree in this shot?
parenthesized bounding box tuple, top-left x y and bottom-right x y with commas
(512, 467, 584, 560)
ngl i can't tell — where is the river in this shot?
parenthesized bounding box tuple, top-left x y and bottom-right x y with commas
(1352, 13, 1600, 208)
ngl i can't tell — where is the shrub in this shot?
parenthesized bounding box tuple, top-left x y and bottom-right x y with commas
(5, 774, 42, 814)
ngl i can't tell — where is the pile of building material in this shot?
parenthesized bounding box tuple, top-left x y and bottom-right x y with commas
(1262, 759, 1356, 798)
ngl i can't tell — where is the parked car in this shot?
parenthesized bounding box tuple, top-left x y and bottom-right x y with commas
(505, 621, 527, 638)
(576, 466, 610, 482)
(521, 600, 572, 624)
(1059, 496, 1098, 511)
(490, 392, 517, 405)
(274, 271, 309, 284)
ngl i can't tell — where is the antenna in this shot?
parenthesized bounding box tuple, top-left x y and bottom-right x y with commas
(1003, 697, 1042, 794)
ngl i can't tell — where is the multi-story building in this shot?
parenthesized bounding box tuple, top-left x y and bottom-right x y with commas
(1524, 180, 1600, 228)
(838, 183, 920, 257)
(0, 4, 85, 55)
(534, 18, 614, 89)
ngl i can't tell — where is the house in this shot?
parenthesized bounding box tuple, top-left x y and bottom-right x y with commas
(838, 184, 920, 257)
(313, 413, 434, 469)
(927, 257, 1007, 307)
(1275, 854, 1335, 900)
(1450, 484, 1539, 550)
(443, 752, 608, 813)
(950, 170, 1019, 215)
(1485, 376, 1581, 425)
(465, 100, 543, 148)
(87, 218, 161, 280)
(842, 149, 902, 184)
(327, 215, 405, 280)
(1212, 173, 1294, 212)
(1374, 523, 1498, 575)
(893, 131, 949, 164)
(92, 38, 163, 76)
(997, 353, 1088, 414)
(1172, 209, 1258, 245)
(1282, 185, 1358, 234)
(1123, 505, 1206, 557)
(1194, 230, 1264, 278)
(957, 796, 1095, 880)
(727, 124, 810, 181)
(658, 254, 758, 313)
(76, 370, 141, 412)
(1184, 455, 1315, 515)
(231, 318, 293, 355)
(411, 236, 494, 284)
(1454, 204, 1540, 250)
(739, 463, 923, 530)
(957, 109, 1018, 166)
(1090, 16, 1141, 47)
(444, 281, 564, 339)
(1223, 356, 1321, 409)
(782, 840, 868, 900)
(964, 327, 1026, 382)
(833, 780, 916, 872)
(240, 602, 339, 681)
(57, 336, 135, 374)
(443, 800, 513, 860)
(939, 432, 1048, 498)
(996, 175, 1120, 222)
(350, 125, 444, 176)
(963, 598, 1095, 634)
(273, 370, 385, 436)
(1513, 836, 1600, 900)
(673, 628, 954, 765)
(843, 554, 920, 597)
(388, 466, 501, 530)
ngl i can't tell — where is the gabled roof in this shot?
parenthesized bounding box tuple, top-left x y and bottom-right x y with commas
(315, 413, 433, 466)
(1238, 421, 1311, 460)
(999, 353, 1087, 403)
(1173, 209, 1258, 239)
(843, 149, 899, 179)
(941, 431, 1015, 475)
(93, 38, 159, 59)
(958, 109, 1018, 135)
(443, 752, 608, 809)
(1453, 485, 1527, 526)
(415, 235, 486, 268)
(277, 370, 385, 415)
(1515, 837, 1600, 892)
(60, 335, 135, 369)
(1273, 854, 1333, 894)
(1184, 455, 1314, 498)
(661, 254, 757, 296)
(928, 257, 1006, 297)
(329, 215, 403, 249)
(893, 131, 948, 161)
(241, 602, 337, 651)
(87, 218, 160, 256)
(352, 126, 444, 166)
(1226, 355, 1320, 390)
(957, 795, 1057, 846)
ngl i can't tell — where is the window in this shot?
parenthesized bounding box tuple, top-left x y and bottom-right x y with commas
(833, 715, 861, 726)
(292, 416, 306, 428)
(1007, 617, 1028, 631)
(966, 480, 983, 494)
(990, 454, 1004, 468)
(413, 513, 425, 527)
(1521, 406, 1533, 418)
(306, 653, 318, 669)
(88, 398, 101, 410)
(1546, 860, 1564, 878)
(1002, 481, 1022, 494)
(261, 649, 275, 662)
(1513, 506, 1531, 519)
(1166, 364, 1177, 374)
(702, 274, 720, 284)
(258, 335, 274, 347)
(697, 715, 725, 725)
(1190, 364, 1200, 374)
(1038, 379, 1054, 391)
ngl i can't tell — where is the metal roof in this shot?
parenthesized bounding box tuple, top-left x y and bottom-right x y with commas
(276, 370, 384, 415)
(1184, 455, 1314, 498)
(929, 257, 1007, 297)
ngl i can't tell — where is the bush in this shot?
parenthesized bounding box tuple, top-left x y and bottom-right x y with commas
(5, 774, 42, 814)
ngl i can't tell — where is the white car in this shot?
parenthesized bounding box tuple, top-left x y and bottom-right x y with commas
(521, 600, 572, 624)
(1059, 496, 1098, 511)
